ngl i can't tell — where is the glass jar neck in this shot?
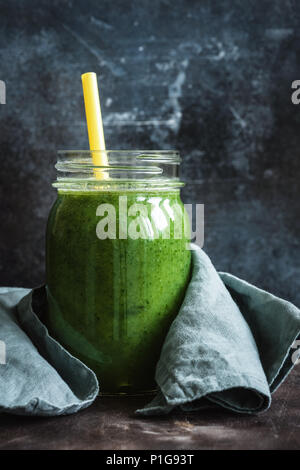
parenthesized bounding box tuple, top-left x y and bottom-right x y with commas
(53, 150, 184, 191)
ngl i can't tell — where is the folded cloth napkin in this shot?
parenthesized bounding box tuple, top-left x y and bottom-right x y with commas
(0, 245, 299, 416)
(0, 287, 98, 416)
(136, 245, 300, 415)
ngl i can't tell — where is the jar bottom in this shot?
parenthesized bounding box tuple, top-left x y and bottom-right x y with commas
(97, 378, 158, 397)
(99, 388, 158, 397)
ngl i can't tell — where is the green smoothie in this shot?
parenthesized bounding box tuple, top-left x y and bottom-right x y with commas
(46, 188, 191, 393)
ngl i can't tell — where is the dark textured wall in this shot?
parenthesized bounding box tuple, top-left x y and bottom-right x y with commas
(0, 0, 299, 305)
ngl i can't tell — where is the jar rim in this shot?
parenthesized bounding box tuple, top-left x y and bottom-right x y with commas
(54, 150, 183, 191)
(57, 149, 181, 163)
(58, 149, 179, 154)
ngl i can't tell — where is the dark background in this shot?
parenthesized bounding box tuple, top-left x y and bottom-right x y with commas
(0, 0, 299, 305)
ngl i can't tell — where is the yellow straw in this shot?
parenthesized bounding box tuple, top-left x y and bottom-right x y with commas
(81, 72, 108, 179)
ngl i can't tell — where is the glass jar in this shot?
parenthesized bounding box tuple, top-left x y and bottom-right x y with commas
(46, 150, 191, 394)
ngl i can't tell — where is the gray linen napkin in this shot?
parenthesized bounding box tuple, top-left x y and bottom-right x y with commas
(0, 245, 299, 416)
(136, 245, 300, 415)
(0, 287, 98, 416)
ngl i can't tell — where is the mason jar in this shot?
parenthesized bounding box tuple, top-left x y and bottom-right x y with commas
(46, 150, 191, 394)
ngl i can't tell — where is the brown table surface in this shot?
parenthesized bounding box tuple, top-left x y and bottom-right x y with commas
(0, 368, 299, 450)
